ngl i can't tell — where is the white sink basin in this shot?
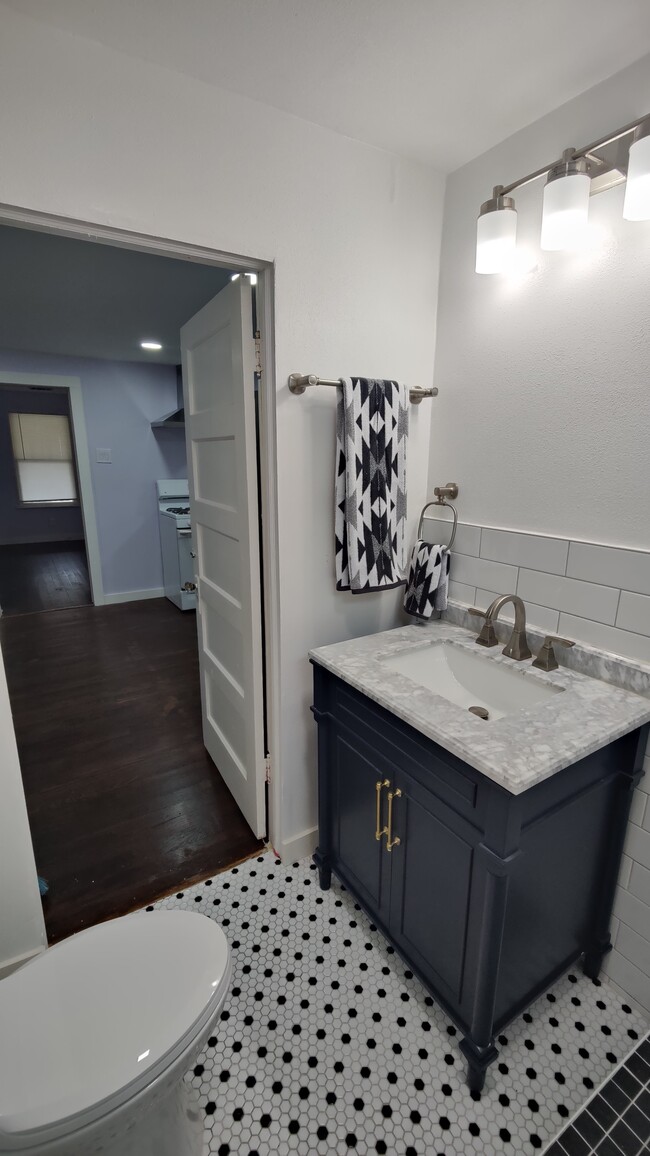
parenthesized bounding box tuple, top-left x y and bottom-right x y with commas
(380, 641, 563, 720)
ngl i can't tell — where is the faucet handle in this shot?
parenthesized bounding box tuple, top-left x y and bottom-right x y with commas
(468, 607, 498, 648)
(532, 635, 575, 672)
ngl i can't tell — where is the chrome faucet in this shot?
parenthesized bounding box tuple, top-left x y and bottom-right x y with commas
(468, 595, 532, 661)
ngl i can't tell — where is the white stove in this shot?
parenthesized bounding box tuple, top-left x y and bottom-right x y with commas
(156, 480, 197, 610)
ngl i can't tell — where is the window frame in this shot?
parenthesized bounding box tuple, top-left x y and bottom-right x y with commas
(8, 411, 81, 509)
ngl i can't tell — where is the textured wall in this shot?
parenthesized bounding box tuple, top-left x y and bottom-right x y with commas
(429, 53, 650, 549)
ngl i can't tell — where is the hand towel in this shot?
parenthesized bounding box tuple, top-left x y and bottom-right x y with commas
(335, 377, 408, 593)
(403, 542, 450, 618)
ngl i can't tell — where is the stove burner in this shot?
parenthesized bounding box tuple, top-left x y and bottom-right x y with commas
(167, 506, 190, 515)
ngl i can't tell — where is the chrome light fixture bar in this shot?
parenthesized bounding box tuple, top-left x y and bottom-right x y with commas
(475, 113, 650, 274)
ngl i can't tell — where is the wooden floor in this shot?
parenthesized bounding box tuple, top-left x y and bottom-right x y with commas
(0, 540, 91, 616)
(0, 598, 263, 942)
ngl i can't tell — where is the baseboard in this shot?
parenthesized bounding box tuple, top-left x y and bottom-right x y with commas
(103, 587, 165, 605)
(275, 825, 318, 863)
(0, 945, 46, 980)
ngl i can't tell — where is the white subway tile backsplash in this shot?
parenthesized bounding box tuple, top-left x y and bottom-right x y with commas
(624, 824, 650, 873)
(630, 787, 648, 828)
(567, 541, 650, 597)
(448, 580, 475, 605)
(603, 949, 650, 1016)
(475, 589, 560, 635)
(423, 517, 481, 557)
(480, 528, 568, 575)
(629, 862, 650, 907)
(618, 854, 633, 890)
(517, 570, 620, 625)
(451, 553, 518, 594)
(616, 922, 650, 978)
(617, 590, 650, 638)
(557, 614, 650, 665)
(610, 915, 620, 947)
(613, 886, 650, 945)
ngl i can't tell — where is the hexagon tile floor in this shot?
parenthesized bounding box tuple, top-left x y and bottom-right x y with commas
(148, 852, 648, 1156)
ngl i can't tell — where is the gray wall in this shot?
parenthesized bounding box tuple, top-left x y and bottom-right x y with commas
(0, 386, 84, 544)
(0, 350, 187, 597)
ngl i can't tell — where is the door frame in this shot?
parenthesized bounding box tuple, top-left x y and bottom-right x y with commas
(0, 201, 281, 851)
(0, 371, 105, 606)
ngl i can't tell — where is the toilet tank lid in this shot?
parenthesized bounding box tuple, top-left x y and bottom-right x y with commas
(0, 909, 230, 1145)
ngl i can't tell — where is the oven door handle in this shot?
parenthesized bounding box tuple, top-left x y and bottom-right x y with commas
(177, 529, 192, 537)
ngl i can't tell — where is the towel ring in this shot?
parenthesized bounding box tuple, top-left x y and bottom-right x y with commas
(417, 483, 459, 548)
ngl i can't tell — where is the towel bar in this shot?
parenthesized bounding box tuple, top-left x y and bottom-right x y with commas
(288, 373, 438, 405)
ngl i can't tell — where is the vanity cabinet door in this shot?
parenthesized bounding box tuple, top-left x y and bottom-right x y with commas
(387, 769, 475, 1014)
(330, 726, 394, 922)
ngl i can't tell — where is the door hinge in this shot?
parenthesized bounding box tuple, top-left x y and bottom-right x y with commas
(264, 755, 271, 783)
(254, 330, 262, 376)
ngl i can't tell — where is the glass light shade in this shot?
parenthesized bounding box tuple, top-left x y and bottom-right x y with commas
(540, 172, 591, 250)
(623, 134, 650, 220)
(475, 207, 517, 274)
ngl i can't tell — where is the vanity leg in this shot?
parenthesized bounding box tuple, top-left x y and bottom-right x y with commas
(582, 937, 612, 981)
(313, 848, 331, 891)
(460, 1038, 499, 1094)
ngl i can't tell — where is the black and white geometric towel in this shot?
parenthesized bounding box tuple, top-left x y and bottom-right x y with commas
(403, 541, 450, 618)
(335, 377, 409, 594)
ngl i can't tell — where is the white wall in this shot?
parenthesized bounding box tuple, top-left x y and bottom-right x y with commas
(0, 647, 46, 975)
(430, 53, 650, 548)
(0, 5, 445, 874)
(429, 57, 650, 1014)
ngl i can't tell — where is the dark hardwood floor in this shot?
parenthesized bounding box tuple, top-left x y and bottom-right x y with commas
(0, 540, 91, 616)
(0, 598, 263, 942)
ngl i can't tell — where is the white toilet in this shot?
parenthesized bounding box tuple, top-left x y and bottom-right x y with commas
(0, 909, 231, 1155)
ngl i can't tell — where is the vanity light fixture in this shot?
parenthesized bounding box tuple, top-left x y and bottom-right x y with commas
(475, 188, 517, 273)
(475, 112, 650, 273)
(540, 150, 591, 251)
(623, 121, 650, 220)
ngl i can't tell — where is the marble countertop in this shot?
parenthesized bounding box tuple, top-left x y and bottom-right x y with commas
(309, 620, 650, 795)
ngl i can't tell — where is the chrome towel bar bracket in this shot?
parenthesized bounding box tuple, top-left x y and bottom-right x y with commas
(288, 373, 439, 405)
(417, 483, 459, 547)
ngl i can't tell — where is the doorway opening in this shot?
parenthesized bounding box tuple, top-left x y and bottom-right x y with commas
(0, 214, 279, 944)
(0, 383, 91, 615)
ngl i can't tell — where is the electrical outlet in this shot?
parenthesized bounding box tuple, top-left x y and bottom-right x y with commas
(96, 448, 112, 464)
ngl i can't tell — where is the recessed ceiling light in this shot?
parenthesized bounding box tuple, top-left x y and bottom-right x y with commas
(140, 340, 162, 351)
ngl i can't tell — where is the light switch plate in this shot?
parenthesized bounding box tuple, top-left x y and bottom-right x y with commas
(96, 448, 112, 463)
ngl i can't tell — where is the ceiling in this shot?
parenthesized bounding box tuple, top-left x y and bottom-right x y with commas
(5, 0, 650, 170)
(0, 225, 233, 363)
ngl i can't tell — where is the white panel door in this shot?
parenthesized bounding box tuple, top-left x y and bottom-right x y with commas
(181, 278, 266, 838)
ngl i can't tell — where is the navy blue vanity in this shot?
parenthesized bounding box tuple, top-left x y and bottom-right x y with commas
(311, 656, 648, 1091)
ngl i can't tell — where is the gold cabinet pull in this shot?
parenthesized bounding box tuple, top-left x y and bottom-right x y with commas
(386, 788, 402, 851)
(375, 779, 390, 841)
